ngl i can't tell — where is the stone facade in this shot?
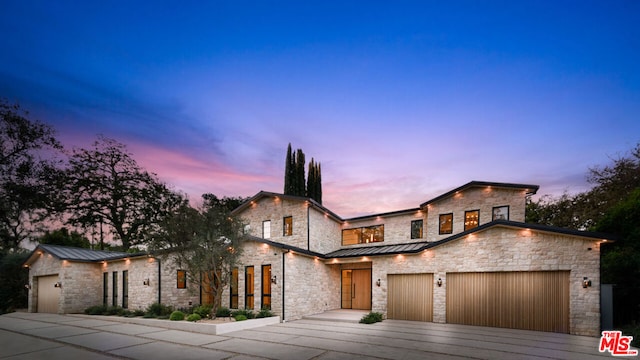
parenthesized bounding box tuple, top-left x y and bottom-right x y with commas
(25, 181, 607, 336)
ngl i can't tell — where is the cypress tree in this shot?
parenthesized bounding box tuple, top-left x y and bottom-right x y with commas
(284, 143, 294, 195)
(306, 158, 323, 204)
(294, 149, 306, 196)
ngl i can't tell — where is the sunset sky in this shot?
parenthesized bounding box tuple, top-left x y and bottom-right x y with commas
(1, 1, 639, 217)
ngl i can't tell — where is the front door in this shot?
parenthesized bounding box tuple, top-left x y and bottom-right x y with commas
(341, 269, 371, 310)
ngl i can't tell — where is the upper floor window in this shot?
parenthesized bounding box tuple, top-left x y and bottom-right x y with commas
(411, 220, 423, 239)
(464, 210, 479, 231)
(492, 206, 509, 221)
(283, 216, 292, 236)
(262, 220, 271, 239)
(342, 225, 384, 245)
(439, 213, 453, 235)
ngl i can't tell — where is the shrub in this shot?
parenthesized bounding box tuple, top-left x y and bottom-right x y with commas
(234, 314, 247, 321)
(256, 307, 273, 318)
(146, 302, 174, 317)
(84, 304, 108, 315)
(231, 309, 255, 319)
(193, 304, 213, 318)
(215, 306, 231, 318)
(169, 311, 185, 321)
(133, 309, 145, 316)
(359, 312, 384, 324)
(186, 313, 202, 322)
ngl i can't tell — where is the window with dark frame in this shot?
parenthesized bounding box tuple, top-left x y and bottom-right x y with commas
(439, 213, 453, 234)
(122, 270, 128, 309)
(230, 267, 238, 309)
(262, 264, 272, 310)
(112, 271, 118, 307)
(283, 216, 292, 236)
(103, 272, 108, 306)
(464, 210, 480, 231)
(341, 225, 384, 245)
(262, 220, 271, 239)
(177, 270, 186, 289)
(245, 266, 254, 309)
(411, 220, 423, 239)
(492, 205, 509, 221)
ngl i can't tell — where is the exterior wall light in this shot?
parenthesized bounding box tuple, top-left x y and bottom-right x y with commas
(143, 279, 150, 286)
(25, 284, 31, 290)
(437, 278, 443, 287)
(271, 275, 277, 284)
(54, 282, 62, 288)
(582, 277, 592, 288)
(376, 279, 381, 287)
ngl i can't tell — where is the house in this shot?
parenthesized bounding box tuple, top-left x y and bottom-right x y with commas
(23, 181, 611, 336)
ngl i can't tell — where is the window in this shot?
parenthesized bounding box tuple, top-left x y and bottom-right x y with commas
(411, 220, 423, 239)
(492, 206, 509, 221)
(177, 270, 187, 289)
(122, 270, 128, 309)
(283, 216, 292, 236)
(262, 265, 272, 310)
(112, 271, 118, 307)
(230, 267, 238, 309)
(439, 213, 453, 234)
(262, 220, 271, 239)
(103, 272, 108, 306)
(464, 210, 480, 231)
(245, 266, 254, 309)
(342, 225, 384, 245)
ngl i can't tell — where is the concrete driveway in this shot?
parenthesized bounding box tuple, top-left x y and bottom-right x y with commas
(0, 312, 614, 359)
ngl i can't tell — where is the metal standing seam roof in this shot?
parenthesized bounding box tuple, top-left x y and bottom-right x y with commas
(32, 244, 135, 262)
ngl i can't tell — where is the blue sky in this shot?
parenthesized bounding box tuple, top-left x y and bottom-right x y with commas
(1, 1, 639, 217)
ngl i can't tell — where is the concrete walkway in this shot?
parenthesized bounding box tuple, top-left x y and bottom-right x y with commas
(0, 311, 616, 359)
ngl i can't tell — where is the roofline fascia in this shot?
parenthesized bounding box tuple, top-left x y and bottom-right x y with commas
(420, 181, 540, 207)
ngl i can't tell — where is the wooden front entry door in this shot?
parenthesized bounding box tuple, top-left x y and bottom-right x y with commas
(342, 269, 371, 310)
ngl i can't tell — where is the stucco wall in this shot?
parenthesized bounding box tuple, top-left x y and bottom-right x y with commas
(366, 226, 601, 336)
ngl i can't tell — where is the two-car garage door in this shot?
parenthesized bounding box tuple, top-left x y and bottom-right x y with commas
(387, 271, 570, 333)
(446, 271, 570, 333)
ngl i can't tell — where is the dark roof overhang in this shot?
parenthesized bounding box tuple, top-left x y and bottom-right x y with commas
(420, 181, 540, 208)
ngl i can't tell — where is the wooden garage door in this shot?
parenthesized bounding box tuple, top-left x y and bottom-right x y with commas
(37, 275, 60, 313)
(387, 273, 433, 321)
(446, 271, 569, 333)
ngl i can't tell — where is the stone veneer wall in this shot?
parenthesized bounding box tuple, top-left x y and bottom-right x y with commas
(241, 196, 310, 250)
(27, 252, 102, 314)
(368, 226, 601, 336)
(308, 206, 342, 254)
(284, 252, 340, 321)
(425, 187, 528, 242)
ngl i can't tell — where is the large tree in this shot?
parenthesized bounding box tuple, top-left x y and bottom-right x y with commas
(63, 136, 182, 251)
(151, 194, 246, 310)
(0, 100, 63, 252)
(284, 144, 322, 201)
(38, 227, 91, 248)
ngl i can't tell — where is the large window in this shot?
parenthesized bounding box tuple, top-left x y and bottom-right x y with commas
(411, 220, 423, 239)
(262, 265, 271, 310)
(122, 270, 128, 309)
(283, 216, 292, 236)
(439, 213, 453, 235)
(464, 210, 480, 231)
(342, 225, 384, 245)
(103, 272, 108, 306)
(112, 271, 118, 307)
(230, 267, 238, 309)
(245, 266, 254, 309)
(262, 220, 271, 239)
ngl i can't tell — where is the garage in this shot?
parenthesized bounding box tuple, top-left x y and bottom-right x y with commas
(37, 275, 60, 313)
(446, 271, 570, 333)
(387, 273, 433, 321)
